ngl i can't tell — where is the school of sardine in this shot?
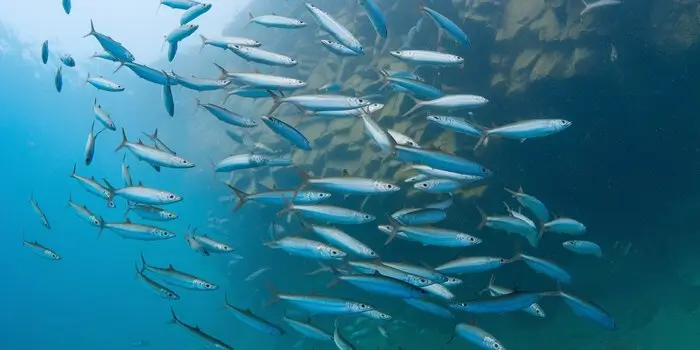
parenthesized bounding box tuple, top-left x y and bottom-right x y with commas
(27, 0, 617, 349)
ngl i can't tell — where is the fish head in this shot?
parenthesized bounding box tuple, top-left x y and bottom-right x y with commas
(485, 338, 505, 350)
(161, 288, 180, 300)
(154, 228, 175, 239)
(176, 157, 195, 168)
(291, 78, 307, 87)
(408, 275, 433, 287)
(360, 247, 378, 259)
(562, 240, 577, 249)
(288, 58, 298, 65)
(365, 310, 392, 320)
(194, 279, 218, 290)
(159, 191, 182, 203)
(450, 54, 465, 63)
(296, 19, 306, 26)
(304, 3, 317, 11)
(217, 244, 234, 252)
(308, 191, 331, 201)
(321, 40, 332, 46)
(376, 181, 400, 193)
(444, 276, 462, 286)
(349, 302, 373, 312)
(389, 50, 408, 59)
(552, 119, 572, 131)
(355, 212, 375, 223)
(45, 250, 61, 260)
(250, 40, 262, 47)
(414, 180, 435, 191)
(426, 115, 444, 124)
(89, 216, 102, 226)
(377, 225, 392, 235)
(457, 234, 481, 245)
(368, 103, 384, 114)
(529, 304, 546, 317)
(349, 97, 369, 108)
(162, 211, 178, 220)
(321, 245, 346, 260)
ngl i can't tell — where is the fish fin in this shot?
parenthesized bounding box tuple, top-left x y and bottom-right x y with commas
(198, 34, 207, 53)
(290, 166, 311, 203)
(115, 128, 128, 152)
(167, 307, 179, 325)
(102, 178, 115, 190)
(473, 131, 490, 150)
(384, 215, 401, 245)
(69, 164, 76, 177)
(400, 94, 423, 117)
(125, 218, 131, 223)
(224, 183, 250, 212)
(262, 280, 281, 306)
(83, 19, 96, 38)
(306, 262, 332, 276)
(212, 62, 229, 80)
(265, 90, 282, 115)
(140, 253, 148, 269)
(582, 0, 589, 5)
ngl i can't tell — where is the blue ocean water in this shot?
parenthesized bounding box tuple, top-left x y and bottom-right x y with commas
(2, 0, 700, 349)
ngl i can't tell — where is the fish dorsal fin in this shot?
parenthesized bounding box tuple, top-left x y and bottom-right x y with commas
(272, 184, 277, 190)
(271, 12, 277, 16)
(137, 139, 144, 145)
(138, 181, 144, 186)
(91, 176, 96, 180)
(342, 169, 350, 176)
(518, 186, 524, 193)
(125, 218, 132, 223)
(195, 325, 201, 331)
(168, 264, 174, 270)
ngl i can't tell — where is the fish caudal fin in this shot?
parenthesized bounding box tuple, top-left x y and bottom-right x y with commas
(115, 128, 128, 152)
(83, 19, 96, 38)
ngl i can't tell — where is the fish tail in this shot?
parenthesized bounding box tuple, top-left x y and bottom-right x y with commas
(140, 252, 148, 269)
(82, 19, 96, 38)
(85, 72, 90, 85)
(401, 95, 423, 117)
(69, 164, 76, 178)
(265, 90, 282, 115)
(198, 34, 207, 53)
(112, 60, 125, 73)
(212, 62, 228, 80)
(384, 215, 401, 245)
(167, 307, 179, 325)
(306, 262, 332, 276)
(66, 192, 72, 208)
(473, 132, 490, 151)
(115, 128, 128, 152)
(224, 183, 249, 212)
(476, 205, 487, 230)
(262, 280, 281, 307)
(478, 274, 496, 295)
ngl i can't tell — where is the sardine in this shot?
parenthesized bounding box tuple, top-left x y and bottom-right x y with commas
(142, 254, 218, 290)
(320, 40, 362, 57)
(261, 115, 311, 150)
(196, 99, 258, 127)
(305, 3, 363, 54)
(29, 195, 51, 230)
(265, 236, 347, 261)
(114, 185, 182, 205)
(135, 263, 179, 300)
(476, 119, 572, 149)
(224, 295, 284, 335)
(86, 73, 124, 92)
(114, 128, 194, 169)
(23, 238, 60, 260)
(168, 308, 233, 349)
(85, 121, 106, 166)
(563, 240, 603, 257)
(248, 13, 306, 29)
(93, 99, 116, 130)
(229, 45, 297, 67)
(104, 219, 175, 240)
(390, 50, 462, 67)
(180, 3, 211, 25)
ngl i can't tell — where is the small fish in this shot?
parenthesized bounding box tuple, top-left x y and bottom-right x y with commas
(170, 72, 229, 91)
(185, 227, 233, 255)
(421, 6, 470, 47)
(427, 196, 454, 210)
(135, 263, 179, 300)
(114, 186, 182, 206)
(86, 73, 124, 92)
(62, 0, 71, 14)
(403, 94, 488, 117)
(227, 185, 330, 211)
(261, 115, 311, 150)
(393, 145, 492, 177)
(104, 219, 175, 240)
(115, 128, 194, 169)
(379, 70, 444, 100)
(363, 309, 392, 321)
(93, 99, 116, 130)
(213, 63, 306, 91)
(304, 222, 378, 259)
(556, 290, 616, 330)
(168, 308, 233, 349)
(450, 292, 545, 314)
(313, 102, 384, 118)
(476, 119, 572, 149)
(580, 0, 622, 16)
(29, 195, 50, 230)
(180, 3, 212, 25)
(166, 24, 199, 43)
(69, 166, 116, 207)
(283, 313, 333, 341)
(347, 261, 434, 287)
(59, 55, 76, 69)
(121, 155, 132, 187)
(390, 50, 463, 67)
(90, 51, 118, 62)
(41, 40, 49, 64)
(142, 254, 218, 290)
(244, 267, 270, 282)
(339, 274, 427, 299)
(359, 0, 388, 39)
(229, 45, 297, 67)
(453, 323, 507, 350)
(295, 168, 399, 196)
(225, 87, 271, 101)
(83, 20, 135, 66)
(421, 283, 455, 300)
(477, 207, 539, 248)
(519, 253, 572, 284)
(403, 298, 454, 319)
(334, 321, 356, 350)
(54, 66, 63, 92)
(215, 153, 291, 172)
(267, 92, 371, 115)
(67, 195, 104, 230)
(381, 219, 481, 247)
(196, 99, 258, 127)
(248, 12, 306, 29)
(199, 34, 261, 51)
(23, 238, 60, 260)
(504, 187, 550, 223)
(320, 40, 362, 57)
(542, 217, 586, 235)
(126, 203, 178, 221)
(408, 164, 482, 182)
(563, 240, 603, 257)
(224, 295, 284, 335)
(435, 256, 514, 275)
(305, 3, 363, 54)
(266, 236, 346, 261)
(274, 293, 374, 315)
(427, 115, 483, 138)
(85, 121, 106, 166)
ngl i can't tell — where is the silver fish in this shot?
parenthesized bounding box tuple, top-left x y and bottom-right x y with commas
(114, 128, 194, 169)
(93, 99, 116, 130)
(563, 240, 603, 257)
(23, 238, 60, 260)
(305, 3, 363, 54)
(141, 254, 218, 290)
(266, 236, 346, 261)
(168, 308, 233, 349)
(403, 94, 488, 116)
(304, 222, 378, 259)
(390, 50, 462, 66)
(279, 204, 375, 225)
(185, 227, 234, 255)
(114, 186, 182, 205)
(267, 93, 371, 115)
(248, 13, 306, 29)
(29, 195, 51, 229)
(215, 153, 291, 172)
(104, 219, 175, 240)
(229, 45, 297, 67)
(580, 0, 622, 16)
(476, 119, 571, 149)
(334, 321, 356, 350)
(199, 34, 260, 51)
(224, 295, 284, 335)
(67, 195, 104, 230)
(85, 121, 106, 166)
(482, 275, 546, 317)
(69, 165, 115, 207)
(86, 73, 124, 92)
(387, 129, 420, 147)
(125, 203, 177, 221)
(135, 263, 179, 300)
(275, 293, 374, 315)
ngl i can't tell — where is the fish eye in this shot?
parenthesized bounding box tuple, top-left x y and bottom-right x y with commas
(168, 194, 176, 200)
(180, 159, 188, 164)
(331, 250, 338, 255)
(481, 167, 488, 173)
(419, 278, 429, 284)
(499, 258, 506, 263)
(396, 50, 402, 54)
(368, 251, 376, 256)
(359, 303, 368, 309)
(469, 237, 477, 242)
(168, 292, 176, 298)
(364, 214, 371, 219)
(204, 283, 212, 289)
(420, 183, 428, 188)
(559, 120, 567, 124)
(386, 184, 393, 189)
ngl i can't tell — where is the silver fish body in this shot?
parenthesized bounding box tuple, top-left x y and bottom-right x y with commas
(394, 145, 491, 177)
(454, 323, 507, 350)
(87, 74, 124, 92)
(563, 240, 602, 257)
(23, 240, 60, 260)
(320, 40, 361, 57)
(278, 294, 373, 315)
(435, 256, 512, 275)
(387, 129, 420, 147)
(390, 50, 462, 66)
(224, 298, 284, 336)
(142, 255, 218, 291)
(115, 129, 194, 168)
(197, 100, 258, 127)
(305, 3, 363, 54)
(104, 221, 175, 240)
(391, 207, 446, 226)
(403, 298, 454, 318)
(229, 45, 297, 67)
(543, 217, 586, 235)
(519, 253, 572, 284)
(339, 274, 427, 299)
(285, 204, 375, 225)
(114, 186, 182, 205)
(266, 236, 346, 261)
(249, 13, 306, 29)
(308, 224, 377, 258)
(404, 94, 488, 116)
(93, 99, 116, 130)
(126, 204, 177, 221)
(168, 308, 233, 349)
(261, 115, 311, 150)
(216, 154, 291, 172)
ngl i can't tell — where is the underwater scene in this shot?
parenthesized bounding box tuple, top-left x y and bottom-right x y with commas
(1, 0, 699, 349)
